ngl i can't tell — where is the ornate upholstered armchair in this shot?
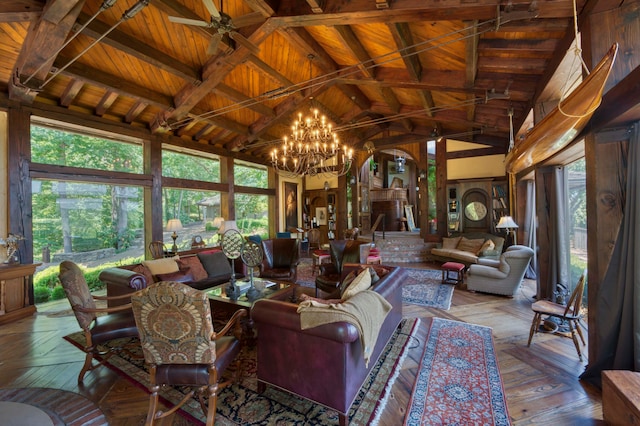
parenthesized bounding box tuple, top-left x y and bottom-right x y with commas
(131, 281, 246, 426)
(315, 240, 369, 296)
(59, 260, 139, 383)
(259, 238, 300, 282)
(466, 245, 534, 296)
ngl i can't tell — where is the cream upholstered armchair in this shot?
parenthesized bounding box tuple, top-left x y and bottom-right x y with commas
(466, 245, 534, 296)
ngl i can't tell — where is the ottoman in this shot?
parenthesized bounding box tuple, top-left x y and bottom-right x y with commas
(441, 261, 465, 285)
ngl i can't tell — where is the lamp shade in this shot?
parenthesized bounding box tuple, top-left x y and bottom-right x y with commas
(212, 216, 225, 229)
(496, 216, 518, 229)
(166, 218, 183, 232)
(221, 220, 239, 234)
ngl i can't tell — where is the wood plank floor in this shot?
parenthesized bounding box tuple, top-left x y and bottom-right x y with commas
(0, 263, 602, 425)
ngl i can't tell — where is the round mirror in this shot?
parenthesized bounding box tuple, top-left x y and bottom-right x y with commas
(464, 201, 487, 221)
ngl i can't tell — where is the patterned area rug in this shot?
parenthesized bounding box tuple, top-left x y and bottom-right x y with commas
(295, 257, 318, 287)
(402, 268, 455, 310)
(0, 387, 108, 425)
(296, 259, 455, 310)
(404, 318, 512, 426)
(64, 318, 419, 425)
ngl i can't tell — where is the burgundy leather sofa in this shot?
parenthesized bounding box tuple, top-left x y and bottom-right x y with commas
(251, 264, 406, 426)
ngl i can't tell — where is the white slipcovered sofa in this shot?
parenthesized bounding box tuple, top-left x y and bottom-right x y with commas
(466, 245, 534, 296)
(431, 232, 505, 266)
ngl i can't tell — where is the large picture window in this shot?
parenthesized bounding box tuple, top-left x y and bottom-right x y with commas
(162, 149, 220, 182)
(32, 180, 144, 262)
(162, 188, 222, 249)
(31, 123, 143, 173)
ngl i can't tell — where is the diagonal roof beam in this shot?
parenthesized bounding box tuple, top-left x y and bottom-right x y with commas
(387, 22, 435, 117)
(9, 0, 85, 103)
(334, 24, 413, 131)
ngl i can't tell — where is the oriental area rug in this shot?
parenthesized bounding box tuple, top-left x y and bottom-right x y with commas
(296, 258, 454, 310)
(404, 317, 512, 426)
(64, 318, 419, 425)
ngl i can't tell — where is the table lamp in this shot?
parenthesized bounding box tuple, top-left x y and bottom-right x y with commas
(166, 218, 183, 253)
(212, 216, 225, 244)
(496, 216, 518, 245)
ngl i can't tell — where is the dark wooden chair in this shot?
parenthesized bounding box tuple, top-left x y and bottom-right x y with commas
(131, 281, 246, 426)
(58, 260, 139, 383)
(527, 270, 587, 360)
(148, 241, 167, 259)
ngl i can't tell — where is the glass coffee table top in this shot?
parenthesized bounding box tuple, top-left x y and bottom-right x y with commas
(206, 278, 293, 306)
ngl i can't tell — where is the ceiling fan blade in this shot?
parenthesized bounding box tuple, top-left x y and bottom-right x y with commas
(231, 12, 266, 28)
(202, 0, 221, 19)
(207, 33, 223, 55)
(229, 31, 260, 55)
(168, 16, 210, 27)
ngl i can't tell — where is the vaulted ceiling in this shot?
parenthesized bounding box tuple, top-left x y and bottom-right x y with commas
(1, 0, 600, 165)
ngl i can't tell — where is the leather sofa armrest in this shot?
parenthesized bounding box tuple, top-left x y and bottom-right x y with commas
(99, 268, 147, 290)
(251, 299, 360, 344)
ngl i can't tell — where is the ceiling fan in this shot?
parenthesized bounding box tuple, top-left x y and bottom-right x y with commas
(168, 0, 264, 55)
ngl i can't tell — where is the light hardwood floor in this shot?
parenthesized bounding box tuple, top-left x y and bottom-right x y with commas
(0, 263, 602, 425)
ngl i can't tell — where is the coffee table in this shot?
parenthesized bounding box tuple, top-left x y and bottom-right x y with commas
(205, 278, 297, 342)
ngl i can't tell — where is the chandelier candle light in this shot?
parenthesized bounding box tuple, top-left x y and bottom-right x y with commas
(271, 108, 353, 177)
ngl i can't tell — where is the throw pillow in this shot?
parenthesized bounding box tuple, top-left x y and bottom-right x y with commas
(177, 256, 207, 281)
(341, 268, 372, 300)
(479, 239, 496, 254)
(130, 264, 154, 285)
(197, 251, 232, 278)
(456, 237, 485, 254)
(155, 267, 194, 283)
(442, 236, 462, 249)
(141, 256, 180, 276)
(338, 269, 359, 297)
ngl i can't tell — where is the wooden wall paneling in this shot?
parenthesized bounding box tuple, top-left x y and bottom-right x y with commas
(7, 106, 32, 266)
(585, 130, 629, 362)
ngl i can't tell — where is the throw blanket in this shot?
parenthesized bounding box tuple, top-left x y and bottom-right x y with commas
(297, 290, 393, 367)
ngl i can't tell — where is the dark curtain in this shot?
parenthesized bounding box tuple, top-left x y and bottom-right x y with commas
(537, 166, 571, 300)
(523, 179, 537, 279)
(581, 122, 640, 387)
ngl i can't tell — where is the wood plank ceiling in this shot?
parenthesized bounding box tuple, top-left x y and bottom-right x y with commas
(1, 0, 589, 165)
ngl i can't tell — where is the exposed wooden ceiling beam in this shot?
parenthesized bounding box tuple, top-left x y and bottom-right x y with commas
(9, 0, 84, 102)
(0, 0, 44, 22)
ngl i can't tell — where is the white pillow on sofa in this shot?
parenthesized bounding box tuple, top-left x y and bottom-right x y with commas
(141, 256, 180, 276)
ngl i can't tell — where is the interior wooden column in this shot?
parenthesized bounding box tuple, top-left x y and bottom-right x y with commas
(434, 138, 447, 241)
(220, 156, 234, 220)
(147, 136, 163, 252)
(7, 106, 33, 265)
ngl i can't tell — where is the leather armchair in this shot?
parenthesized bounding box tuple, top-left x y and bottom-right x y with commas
(467, 244, 534, 296)
(259, 238, 300, 282)
(315, 240, 369, 296)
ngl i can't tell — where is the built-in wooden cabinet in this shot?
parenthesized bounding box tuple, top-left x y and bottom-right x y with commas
(0, 263, 39, 325)
(446, 179, 509, 234)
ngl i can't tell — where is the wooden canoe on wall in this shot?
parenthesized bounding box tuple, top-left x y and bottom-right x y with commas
(506, 43, 618, 175)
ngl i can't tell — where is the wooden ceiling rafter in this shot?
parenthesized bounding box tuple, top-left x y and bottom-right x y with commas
(333, 24, 412, 131)
(9, 0, 85, 103)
